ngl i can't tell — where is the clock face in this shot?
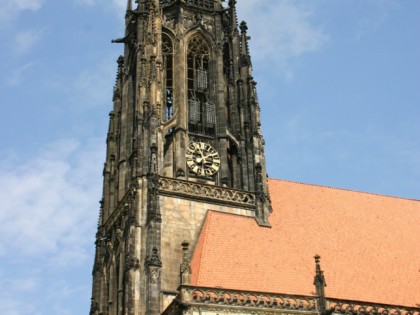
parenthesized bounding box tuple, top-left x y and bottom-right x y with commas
(186, 141, 220, 177)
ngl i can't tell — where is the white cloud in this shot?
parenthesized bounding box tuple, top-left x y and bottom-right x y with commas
(0, 137, 104, 263)
(14, 29, 44, 54)
(0, 0, 44, 24)
(237, 0, 329, 80)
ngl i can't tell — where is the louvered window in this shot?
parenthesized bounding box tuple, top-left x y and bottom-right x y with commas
(195, 69, 208, 90)
(187, 35, 216, 136)
(189, 99, 201, 123)
(205, 102, 216, 125)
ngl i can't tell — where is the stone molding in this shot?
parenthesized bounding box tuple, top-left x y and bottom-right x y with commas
(159, 176, 256, 208)
(163, 286, 420, 315)
(176, 285, 317, 312)
(328, 300, 419, 315)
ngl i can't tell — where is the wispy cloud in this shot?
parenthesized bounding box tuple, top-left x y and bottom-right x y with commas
(355, 0, 399, 40)
(0, 0, 44, 24)
(0, 137, 103, 314)
(238, 0, 329, 80)
(7, 61, 36, 86)
(0, 137, 103, 261)
(14, 29, 44, 54)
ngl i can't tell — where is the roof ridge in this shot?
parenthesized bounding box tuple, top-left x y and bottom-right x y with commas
(268, 178, 420, 202)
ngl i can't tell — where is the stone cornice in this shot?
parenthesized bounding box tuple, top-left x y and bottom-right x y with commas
(159, 176, 256, 209)
(163, 286, 420, 315)
(173, 285, 318, 313)
(328, 299, 419, 315)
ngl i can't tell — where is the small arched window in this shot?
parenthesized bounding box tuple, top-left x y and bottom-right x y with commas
(187, 35, 215, 136)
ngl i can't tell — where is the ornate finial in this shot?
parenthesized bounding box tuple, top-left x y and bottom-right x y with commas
(313, 254, 325, 285)
(126, 0, 132, 12)
(240, 21, 248, 33)
(117, 55, 124, 68)
(239, 21, 252, 66)
(313, 255, 327, 315)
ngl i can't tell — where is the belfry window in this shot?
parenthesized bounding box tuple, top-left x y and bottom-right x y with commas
(187, 35, 215, 136)
(162, 34, 173, 121)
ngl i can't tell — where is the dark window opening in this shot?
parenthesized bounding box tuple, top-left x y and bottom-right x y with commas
(162, 34, 174, 122)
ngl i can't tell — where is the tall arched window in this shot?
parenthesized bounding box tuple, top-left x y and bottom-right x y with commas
(187, 35, 215, 136)
(162, 34, 173, 121)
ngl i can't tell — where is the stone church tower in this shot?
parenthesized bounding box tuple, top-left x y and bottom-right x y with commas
(90, 1, 271, 314)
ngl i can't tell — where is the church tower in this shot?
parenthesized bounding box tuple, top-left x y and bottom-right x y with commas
(90, 1, 271, 314)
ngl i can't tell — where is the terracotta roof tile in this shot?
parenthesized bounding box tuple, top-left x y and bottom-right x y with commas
(190, 179, 420, 307)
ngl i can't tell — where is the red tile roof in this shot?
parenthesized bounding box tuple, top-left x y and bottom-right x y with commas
(190, 179, 420, 307)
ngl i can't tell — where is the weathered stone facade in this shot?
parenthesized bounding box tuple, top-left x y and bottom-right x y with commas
(90, 1, 272, 314)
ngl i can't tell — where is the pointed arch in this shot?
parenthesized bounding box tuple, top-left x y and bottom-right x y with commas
(162, 33, 174, 121)
(186, 33, 216, 136)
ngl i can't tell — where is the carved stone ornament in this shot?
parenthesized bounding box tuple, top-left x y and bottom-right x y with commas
(163, 10, 177, 30)
(159, 176, 256, 208)
(125, 254, 140, 271)
(146, 247, 162, 267)
(328, 300, 420, 315)
(115, 228, 123, 241)
(177, 286, 317, 312)
(148, 266, 160, 284)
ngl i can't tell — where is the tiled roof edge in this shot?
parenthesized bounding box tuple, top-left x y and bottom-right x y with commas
(191, 210, 213, 284)
(268, 178, 420, 202)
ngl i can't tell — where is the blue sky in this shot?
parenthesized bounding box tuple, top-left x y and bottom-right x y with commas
(0, 0, 419, 314)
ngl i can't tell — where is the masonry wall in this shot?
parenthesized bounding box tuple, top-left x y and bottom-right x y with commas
(159, 195, 254, 310)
